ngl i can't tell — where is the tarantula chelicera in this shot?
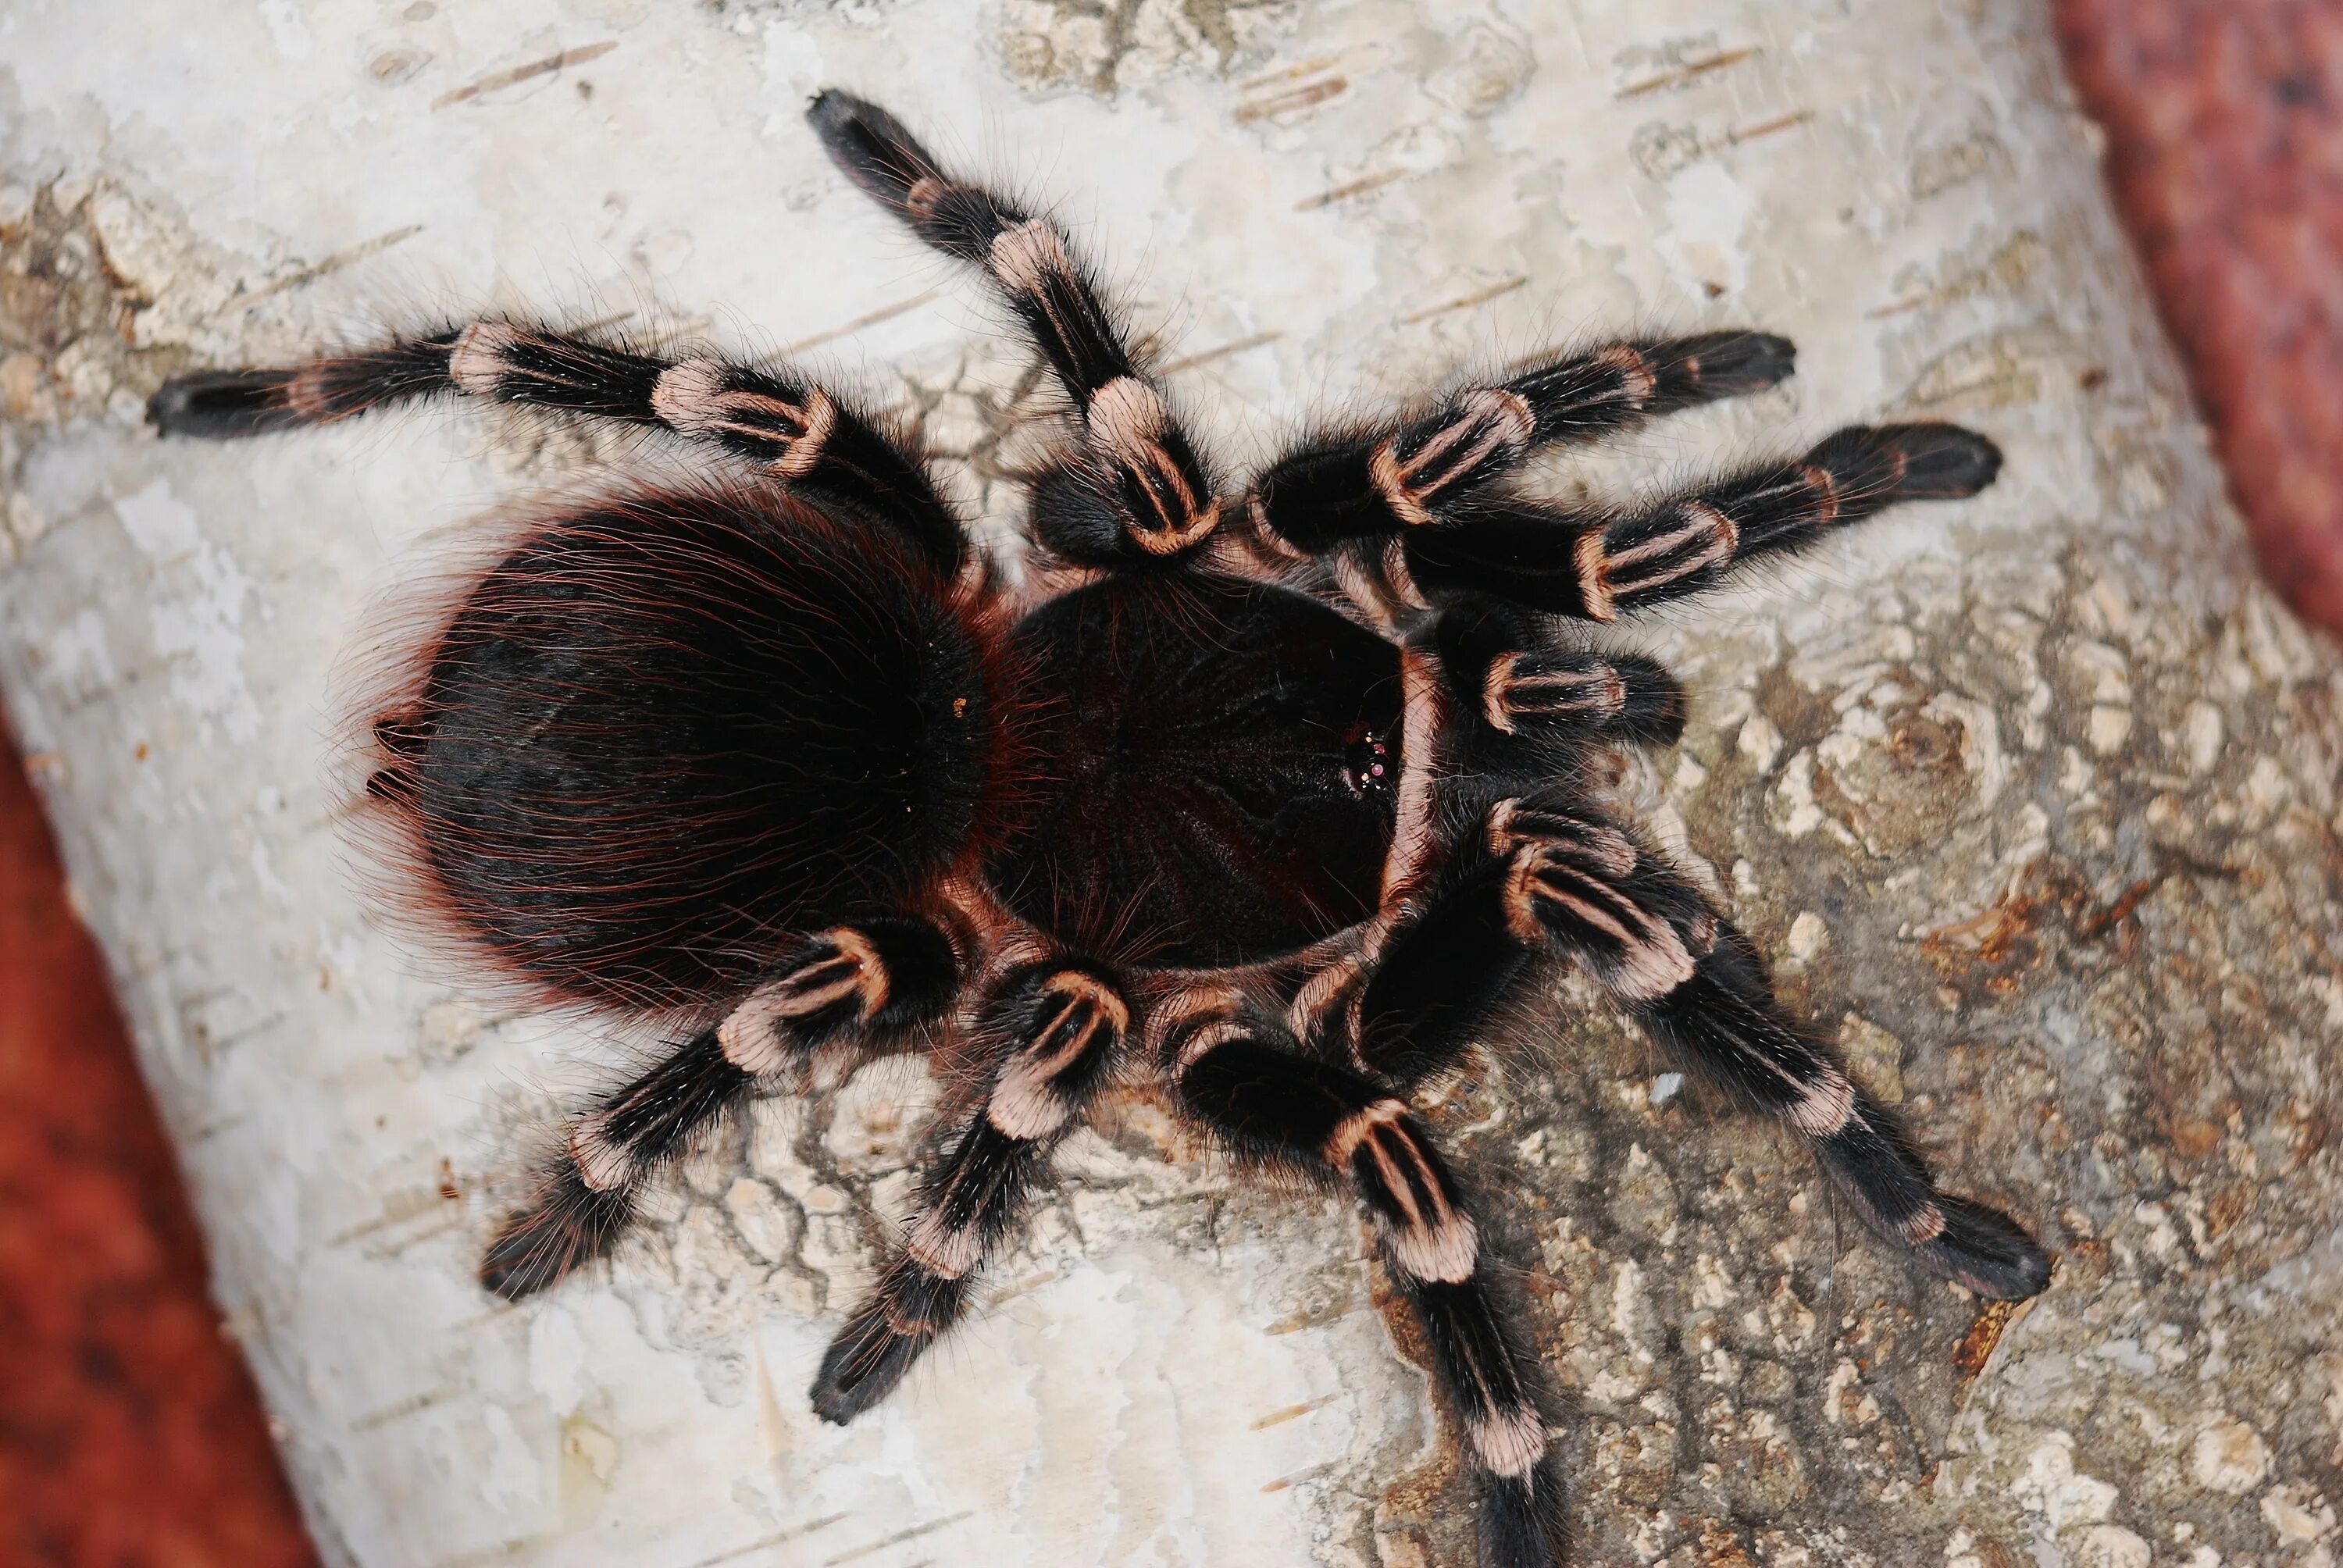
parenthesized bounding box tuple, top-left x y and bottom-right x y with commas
(150, 91, 2050, 1565)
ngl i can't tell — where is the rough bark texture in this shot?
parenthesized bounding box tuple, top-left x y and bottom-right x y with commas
(5, 2, 2341, 1566)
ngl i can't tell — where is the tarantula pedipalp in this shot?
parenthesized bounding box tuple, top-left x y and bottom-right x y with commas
(148, 91, 2051, 1566)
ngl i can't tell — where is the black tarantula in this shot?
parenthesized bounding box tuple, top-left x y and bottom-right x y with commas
(149, 92, 2050, 1565)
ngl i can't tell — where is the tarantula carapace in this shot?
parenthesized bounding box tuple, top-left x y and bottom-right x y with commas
(149, 91, 2050, 1565)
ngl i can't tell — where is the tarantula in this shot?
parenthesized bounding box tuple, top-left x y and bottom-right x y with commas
(149, 91, 2050, 1565)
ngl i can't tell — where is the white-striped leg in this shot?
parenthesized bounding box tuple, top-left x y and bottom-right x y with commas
(808, 90, 1219, 565)
(149, 323, 967, 574)
(1487, 799, 2052, 1299)
(1480, 648, 1685, 741)
(810, 960, 1129, 1422)
(1398, 422, 2002, 622)
(476, 1026, 744, 1302)
(1171, 1022, 1565, 1567)
(1246, 331, 1799, 554)
(480, 918, 957, 1300)
(1433, 605, 1689, 748)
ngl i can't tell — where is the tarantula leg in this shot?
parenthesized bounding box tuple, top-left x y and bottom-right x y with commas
(148, 323, 966, 574)
(1169, 1020, 1565, 1568)
(477, 1027, 747, 1301)
(1507, 330, 1796, 444)
(715, 917, 959, 1078)
(1249, 330, 1795, 550)
(1435, 604, 1689, 747)
(479, 918, 957, 1301)
(1402, 422, 2002, 622)
(1322, 807, 1651, 1084)
(811, 959, 1129, 1423)
(148, 341, 455, 438)
(1485, 799, 2052, 1299)
(1335, 872, 1532, 1086)
(808, 89, 1219, 565)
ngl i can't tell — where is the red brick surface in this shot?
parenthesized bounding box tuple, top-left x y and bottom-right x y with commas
(2057, 0, 2343, 639)
(0, 725, 319, 1568)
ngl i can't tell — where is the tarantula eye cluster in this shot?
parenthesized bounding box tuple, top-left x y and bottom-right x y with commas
(1343, 722, 1393, 794)
(149, 89, 2046, 1566)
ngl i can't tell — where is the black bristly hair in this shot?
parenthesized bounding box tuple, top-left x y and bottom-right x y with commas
(364, 482, 1008, 1016)
(146, 87, 2049, 1568)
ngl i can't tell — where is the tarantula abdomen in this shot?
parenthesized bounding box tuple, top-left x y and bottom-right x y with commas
(358, 483, 1007, 1017)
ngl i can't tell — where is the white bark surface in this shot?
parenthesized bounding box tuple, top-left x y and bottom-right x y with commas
(5, 2, 2341, 1566)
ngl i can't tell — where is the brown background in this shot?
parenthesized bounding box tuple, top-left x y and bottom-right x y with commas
(2058, 0, 2343, 638)
(2, 4, 2336, 1561)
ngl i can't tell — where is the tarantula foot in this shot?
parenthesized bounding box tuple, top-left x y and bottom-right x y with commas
(1478, 1463, 1568, 1568)
(1666, 329, 1797, 397)
(1921, 1195, 2055, 1301)
(804, 90, 938, 221)
(810, 1307, 936, 1424)
(1877, 422, 2004, 497)
(148, 369, 300, 439)
(477, 1167, 633, 1302)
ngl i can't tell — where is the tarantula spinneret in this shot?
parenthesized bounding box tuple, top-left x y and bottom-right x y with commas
(149, 91, 2051, 1566)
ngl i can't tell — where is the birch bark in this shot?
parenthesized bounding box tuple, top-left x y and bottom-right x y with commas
(4, 2, 2339, 1565)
